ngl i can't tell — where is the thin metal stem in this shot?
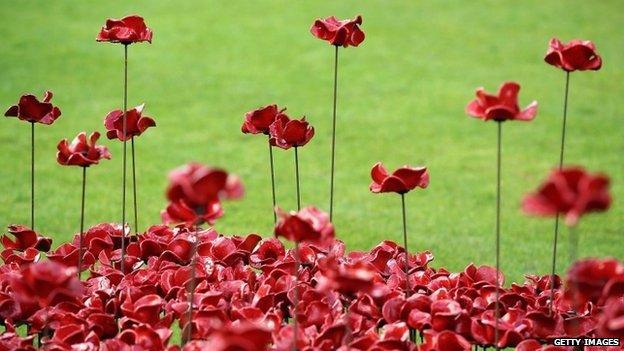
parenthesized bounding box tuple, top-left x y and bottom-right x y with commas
(329, 45, 339, 221)
(269, 141, 277, 223)
(292, 241, 300, 351)
(569, 226, 578, 264)
(494, 121, 502, 351)
(294, 147, 301, 211)
(549, 71, 570, 313)
(131, 137, 138, 235)
(184, 225, 199, 345)
(120, 44, 128, 273)
(401, 193, 410, 297)
(78, 167, 87, 279)
(30, 122, 35, 229)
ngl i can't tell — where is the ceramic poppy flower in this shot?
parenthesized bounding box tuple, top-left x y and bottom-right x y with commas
(1, 225, 51, 252)
(242, 104, 285, 135)
(161, 163, 242, 225)
(9, 260, 83, 310)
(596, 297, 624, 338)
(269, 114, 315, 149)
(166, 163, 244, 205)
(544, 38, 602, 72)
(96, 15, 153, 44)
(104, 103, 156, 141)
(310, 15, 365, 47)
(522, 166, 612, 226)
(565, 258, 623, 309)
(274, 206, 334, 243)
(56, 131, 111, 167)
(369, 162, 429, 194)
(4, 91, 61, 125)
(466, 81, 537, 122)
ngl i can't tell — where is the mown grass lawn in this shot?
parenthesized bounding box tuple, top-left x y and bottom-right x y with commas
(0, 0, 622, 284)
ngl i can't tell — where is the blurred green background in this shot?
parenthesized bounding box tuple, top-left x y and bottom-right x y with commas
(0, 1, 622, 283)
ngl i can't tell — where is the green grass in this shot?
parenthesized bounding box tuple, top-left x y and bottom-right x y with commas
(0, 0, 622, 284)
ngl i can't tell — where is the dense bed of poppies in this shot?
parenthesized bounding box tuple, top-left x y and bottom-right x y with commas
(0, 221, 622, 350)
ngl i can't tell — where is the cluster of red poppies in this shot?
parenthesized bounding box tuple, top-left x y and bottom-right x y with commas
(2, 9, 621, 351)
(0, 219, 622, 350)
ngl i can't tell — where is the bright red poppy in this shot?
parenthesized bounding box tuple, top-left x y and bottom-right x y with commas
(310, 15, 365, 47)
(96, 15, 153, 44)
(242, 104, 285, 135)
(1, 225, 51, 252)
(161, 163, 243, 225)
(544, 38, 602, 72)
(369, 162, 429, 194)
(104, 103, 156, 141)
(4, 91, 61, 124)
(522, 166, 612, 226)
(269, 114, 314, 149)
(56, 131, 111, 167)
(466, 81, 537, 122)
(274, 206, 334, 243)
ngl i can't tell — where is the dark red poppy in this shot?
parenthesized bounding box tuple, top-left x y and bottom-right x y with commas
(161, 163, 243, 225)
(56, 131, 111, 167)
(104, 103, 156, 141)
(96, 15, 153, 44)
(4, 91, 62, 125)
(9, 261, 83, 311)
(274, 206, 334, 243)
(369, 162, 429, 194)
(466, 81, 537, 122)
(419, 330, 472, 351)
(596, 297, 624, 338)
(317, 256, 379, 295)
(269, 113, 314, 149)
(242, 104, 285, 135)
(544, 38, 602, 72)
(200, 322, 271, 351)
(565, 258, 623, 310)
(2, 225, 51, 252)
(522, 166, 612, 226)
(310, 15, 365, 47)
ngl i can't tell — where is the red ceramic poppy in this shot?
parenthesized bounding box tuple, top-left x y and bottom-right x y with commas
(544, 38, 602, 72)
(166, 163, 243, 205)
(274, 206, 334, 243)
(104, 103, 156, 141)
(4, 91, 61, 125)
(596, 297, 624, 338)
(466, 81, 537, 122)
(56, 131, 111, 167)
(1, 225, 51, 252)
(369, 162, 429, 194)
(269, 114, 314, 149)
(419, 330, 472, 351)
(565, 258, 623, 310)
(9, 261, 83, 310)
(96, 15, 153, 44)
(242, 104, 285, 135)
(310, 15, 365, 47)
(522, 166, 612, 226)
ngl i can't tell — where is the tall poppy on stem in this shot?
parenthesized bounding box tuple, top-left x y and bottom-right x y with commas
(104, 103, 156, 235)
(160, 163, 243, 345)
(275, 206, 335, 351)
(242, 104, 286, 223)
(369, 162, 429, 298)
(522, 166, 611, 264)
(310, 15, 364, 221)
(269, 113, 315, 212)
(543, 38, 602, 314)
(466, 81, 537, 350)
(56, 132, 111, 278)
(5, 91, 62, 229)
(97, 14, 152, 272)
